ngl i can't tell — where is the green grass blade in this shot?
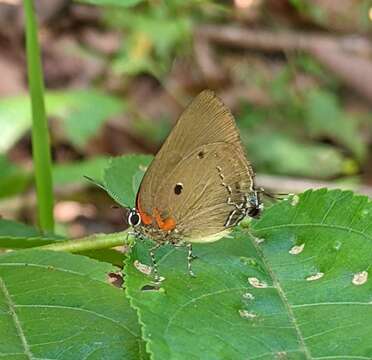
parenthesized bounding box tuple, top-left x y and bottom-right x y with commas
(23, 0, 54, 232)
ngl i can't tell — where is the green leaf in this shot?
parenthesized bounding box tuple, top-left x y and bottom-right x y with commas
(0, 90, 124, 153)
(78, 249, 126, 267)
(0, 96, 32, 153)
(103, 154, 153, 208)
(75, 0, 144, 7)
(246, 132, 348, 178)
(0, 156, 110, 200)
(305, 89, 366, 160)
(47, 90, 125, 149)
(0, 249, 147, 359)
(132, 117, 171, 145)
(53, 156, 109, 186)
(252, 189, 372, 358)
(0, 219, 42, 238)
(0, 155, 32, 199)
(0, 219, 62, 249)
(125, 189, 372, 359)
(109, 9, 191, 76)
(125, 234, 303, 359)
(112, 31, 159, 76)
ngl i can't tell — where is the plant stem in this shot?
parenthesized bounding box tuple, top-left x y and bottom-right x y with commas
(37, 231, 134, 253)
(24, 0, 54, 232)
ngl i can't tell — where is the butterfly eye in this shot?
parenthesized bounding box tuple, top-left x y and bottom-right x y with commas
(247, 192, 262, 218)
(174, 183, 183, 195)
(247, 206, 260, 218)
(128, 209, 141, 226)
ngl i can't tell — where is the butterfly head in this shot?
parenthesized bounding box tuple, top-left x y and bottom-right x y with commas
(246, 190, 263, 219)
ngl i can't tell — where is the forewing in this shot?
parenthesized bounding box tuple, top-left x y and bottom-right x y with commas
(137, 90, 251, 216)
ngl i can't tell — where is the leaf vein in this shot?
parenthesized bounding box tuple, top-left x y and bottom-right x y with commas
(0, 263, 107, 284)
(248, 235, 312, 359)
(15, 304, 138, 337)
(303, 322, 360, 341)
(292, 302, 371, 308)
(254, 223, 371, 241)
(164, 287, 248, 334)
(313, 356, 372, 359)
(0, 277, 34, 359)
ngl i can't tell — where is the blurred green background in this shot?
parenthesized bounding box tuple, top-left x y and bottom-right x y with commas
(0, 0, 371, 237)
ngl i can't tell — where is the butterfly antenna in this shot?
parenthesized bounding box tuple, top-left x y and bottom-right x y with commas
(256, 187, 290, 201)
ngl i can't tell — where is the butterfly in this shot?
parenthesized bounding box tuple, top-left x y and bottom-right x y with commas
(127, 90, 262, 282)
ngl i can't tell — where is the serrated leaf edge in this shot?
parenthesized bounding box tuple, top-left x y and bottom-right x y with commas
(123, 252, 154, 360)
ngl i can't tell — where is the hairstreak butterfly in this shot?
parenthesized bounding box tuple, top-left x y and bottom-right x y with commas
(128, 90, 262, 282)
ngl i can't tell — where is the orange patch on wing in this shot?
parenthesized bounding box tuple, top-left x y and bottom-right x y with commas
(154, 208, 177, 231)
(136, 197, 152, 225)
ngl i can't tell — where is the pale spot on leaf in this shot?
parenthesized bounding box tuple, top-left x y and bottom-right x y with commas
(276, 351, 287, 359)
(242, 292, 255, 300)
(306, 272, 324, 281)
(254, 237, 265, 245)
(134, 260, 152, 275)
(333, 240, 342, 251)
(289, 243, 305, 255)
(248, 277, 267, 288)
(239, 310, 257, 319)
(352, 271, 368, 286)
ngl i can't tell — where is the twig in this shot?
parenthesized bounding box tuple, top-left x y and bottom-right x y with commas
(309, 45, 372, 104)
(198, 25, 372, 56)
(197, 25, 372, 104)
(36, 230, 132, 252)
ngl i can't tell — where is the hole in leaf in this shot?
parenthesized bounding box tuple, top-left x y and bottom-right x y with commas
(107, 272, 123, 288)
(141, 284, 161, 291)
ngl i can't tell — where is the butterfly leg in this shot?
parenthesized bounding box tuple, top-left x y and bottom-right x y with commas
(224, 209, 237, 227)
(126, 230, 139, 249)
(149, 243, 162, 283)
(217, 166, 247, 227)
(225, 198, 246, 227)
(187, 243, 197, 277)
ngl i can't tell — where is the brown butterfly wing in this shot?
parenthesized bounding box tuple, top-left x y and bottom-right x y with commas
(154, 143, 253, 242)
(137, 90, 255, 241)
